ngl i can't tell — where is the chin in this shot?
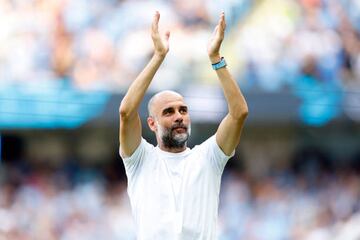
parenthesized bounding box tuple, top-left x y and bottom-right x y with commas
(173, 133, 189, 142)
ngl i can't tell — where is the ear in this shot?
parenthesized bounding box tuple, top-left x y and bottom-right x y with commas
(147, 116, 157, 132)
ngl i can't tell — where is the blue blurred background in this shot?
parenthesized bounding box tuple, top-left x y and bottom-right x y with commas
(0, 0, 359, 239)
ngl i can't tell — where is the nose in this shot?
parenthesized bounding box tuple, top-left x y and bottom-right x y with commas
(174, 111, 183, 123)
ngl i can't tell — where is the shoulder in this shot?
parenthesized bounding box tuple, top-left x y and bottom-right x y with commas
(194, 135, 220, 152)
(204, 135, 234, 157)
(120, 138, 155, 163)
(193, 134, 235, 172)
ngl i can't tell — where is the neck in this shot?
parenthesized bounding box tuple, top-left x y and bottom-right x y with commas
(158, 142, 187, 153)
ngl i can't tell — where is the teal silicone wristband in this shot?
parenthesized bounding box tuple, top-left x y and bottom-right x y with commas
(212, 57, 227, 70)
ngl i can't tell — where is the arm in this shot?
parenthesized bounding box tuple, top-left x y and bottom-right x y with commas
(208, 12, 248, 156)
(119, 11, 170, 157)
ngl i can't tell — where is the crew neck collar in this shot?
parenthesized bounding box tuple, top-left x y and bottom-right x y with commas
(155, 146, 191, 157)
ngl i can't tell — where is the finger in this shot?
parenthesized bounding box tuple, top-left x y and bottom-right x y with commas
(152, 11, 160, 35)
(217, 17, 222, 27)
(212, 25, 219, 37)
(220, 12, 226, 32)
(216, 20, 224, 37)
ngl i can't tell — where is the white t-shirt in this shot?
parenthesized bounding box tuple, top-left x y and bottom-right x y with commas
(120, 135, 234, 240)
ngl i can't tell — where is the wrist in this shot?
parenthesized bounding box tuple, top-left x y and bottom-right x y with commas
(211, 57, 227, 70)
(209, 54, 221, 64)
(153, 52, 167, 61)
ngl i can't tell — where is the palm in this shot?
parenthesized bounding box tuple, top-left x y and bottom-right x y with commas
(155, 35, 169, 53)
(208, 34, 221, 56)
(208, 13, 226, 57)
(151, 12, 170, 56)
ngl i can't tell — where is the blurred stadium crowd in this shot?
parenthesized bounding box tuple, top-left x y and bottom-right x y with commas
(0, 149, 359, 239)
(0, 0, 359, 125)
(0, 0, 359, 91)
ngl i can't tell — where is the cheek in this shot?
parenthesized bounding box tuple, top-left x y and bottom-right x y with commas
(184, 115, 191, 125)
(156, 119, 169, 130)
(161, 118, 172, 127)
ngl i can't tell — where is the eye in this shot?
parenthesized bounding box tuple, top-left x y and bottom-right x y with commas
(179, 107, 188, 114)
(163, 108, 174, 116)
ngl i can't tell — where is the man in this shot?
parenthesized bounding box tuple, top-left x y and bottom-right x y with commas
(119, 11, 248, 240)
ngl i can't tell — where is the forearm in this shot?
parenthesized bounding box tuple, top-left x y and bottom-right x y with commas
(209, 12, 247, 154)
(119, 53, 166, 118)
(210, 56, 248, 119)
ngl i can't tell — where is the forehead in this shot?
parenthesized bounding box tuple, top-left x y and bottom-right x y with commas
(153, 93, 187, 111)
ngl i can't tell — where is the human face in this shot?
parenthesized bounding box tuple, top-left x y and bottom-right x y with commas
(156, 103, 191, 149)
(148, 93, 191, 149)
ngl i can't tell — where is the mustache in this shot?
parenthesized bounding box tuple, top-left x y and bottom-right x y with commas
(171, 123, 188, 131)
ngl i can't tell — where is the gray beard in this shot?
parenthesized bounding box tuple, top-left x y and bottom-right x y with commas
(158, 124, 191, 149)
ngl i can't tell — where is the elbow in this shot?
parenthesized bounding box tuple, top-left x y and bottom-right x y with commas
(243, 105, 249, 117)
(119, 99, 139, 120)
(239, 107, 249, 120)
(231, 105, 249, 120)
(119, 101, 131, 119)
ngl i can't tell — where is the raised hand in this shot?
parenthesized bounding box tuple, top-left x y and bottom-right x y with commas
(208, 12, 226, 62)
(151, 11, 170, 58)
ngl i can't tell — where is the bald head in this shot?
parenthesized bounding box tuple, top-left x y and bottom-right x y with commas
(148, 90, 185, 118)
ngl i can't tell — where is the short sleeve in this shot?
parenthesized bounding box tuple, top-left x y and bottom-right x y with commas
(200, 135, 235, 175)
(119, 138, 151, 179)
